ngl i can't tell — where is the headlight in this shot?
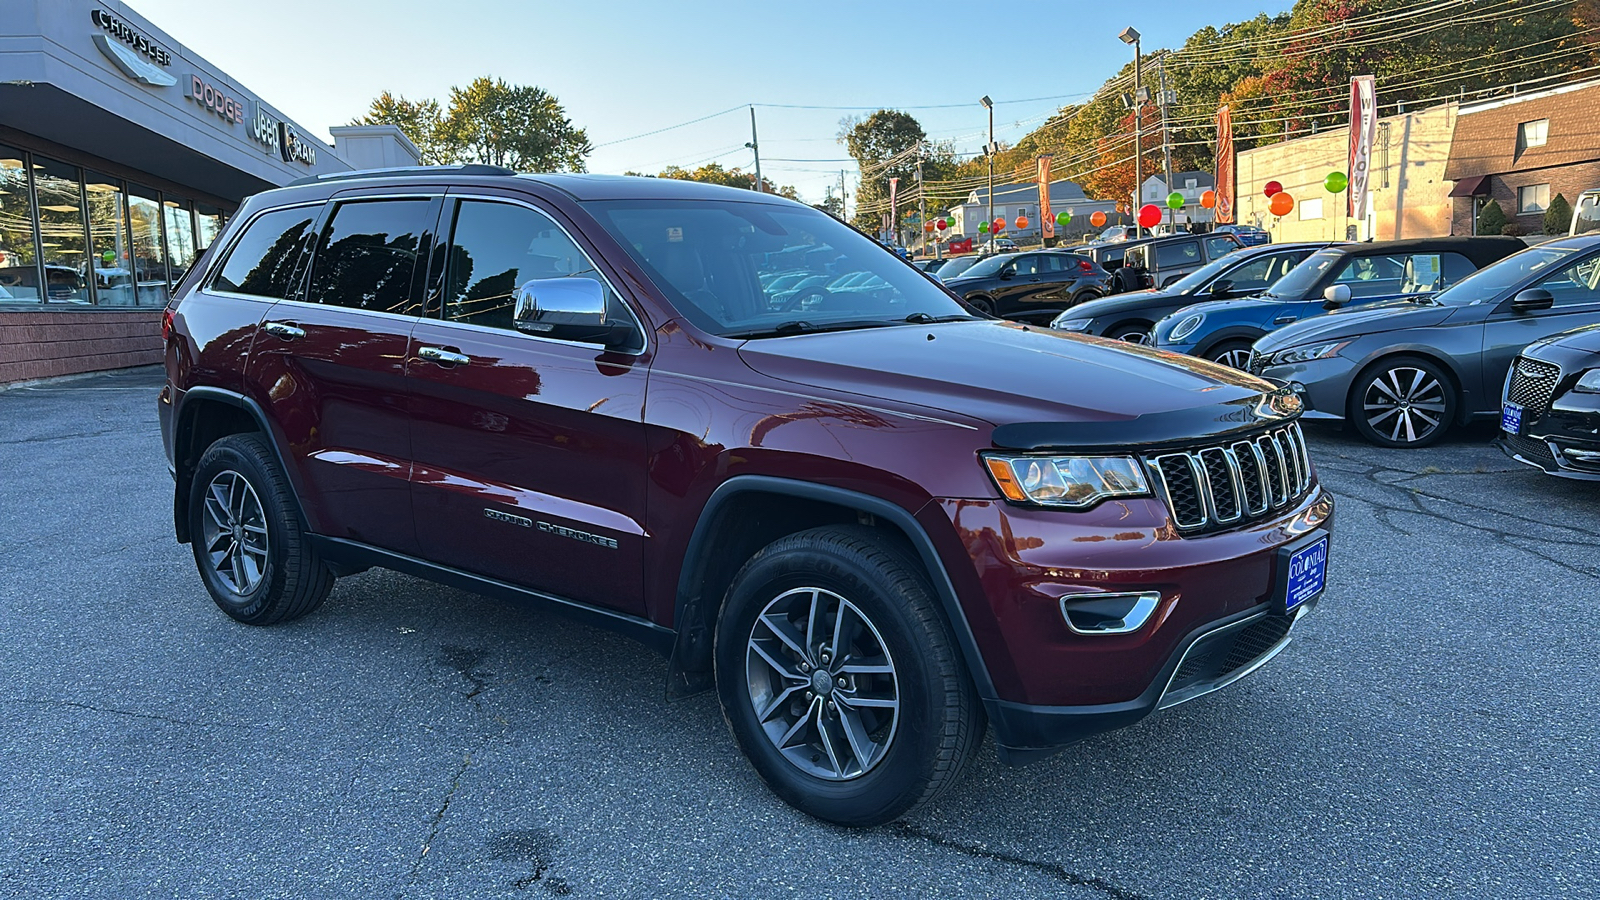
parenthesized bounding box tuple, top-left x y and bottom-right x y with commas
(1270, 341, 1350, 366)
(1168, 313, 1204, 342)
(1576, 369, 1600, 393)
(1053, 317, 1092, 332)
(984, 455, 1150, 508)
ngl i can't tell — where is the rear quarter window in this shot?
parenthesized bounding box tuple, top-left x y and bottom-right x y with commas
(208, 206, 317, 299)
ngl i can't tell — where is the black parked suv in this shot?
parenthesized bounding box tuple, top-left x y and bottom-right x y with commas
(941, 250, 1111, 320)
(1124, 233, 1248, 289)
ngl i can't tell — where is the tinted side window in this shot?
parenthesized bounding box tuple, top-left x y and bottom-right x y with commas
(1438, 252, 1477, 288)
(1204, 236, 1238, 259)
(1533, 254, 1600, 307)
(306, 199, 433, 315)
(1156, 241, 1200, 268)
(1333, 255, 1405, 297)
(1011, 255, 1040, 275)
(209, 206, 315, 299)
(1222, 256, 1278, 291)
(442, 200, 623, 334)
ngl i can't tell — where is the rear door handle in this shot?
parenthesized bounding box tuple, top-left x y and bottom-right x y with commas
(418, 346, 471, 367)
(262, 321, 305, 340)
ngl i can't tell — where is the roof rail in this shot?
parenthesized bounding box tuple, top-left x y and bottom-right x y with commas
(287, 164, 515, 187)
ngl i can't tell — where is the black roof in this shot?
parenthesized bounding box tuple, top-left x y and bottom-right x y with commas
(1334, 236, 1527, 267)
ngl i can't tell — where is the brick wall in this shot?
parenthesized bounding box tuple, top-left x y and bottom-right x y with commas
(0, 309, 162, 384)
(1451, 159, 1600, 234)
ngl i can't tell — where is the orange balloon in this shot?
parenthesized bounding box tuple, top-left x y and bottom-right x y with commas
(1090, 210, 1107, 227)
(1269, 192, 1295, 217)
(924, 222, 935, 232)
(1200, 190, 1217, 209)
(1015, 216, 1028, 230)
(993, 217, 1006, 231)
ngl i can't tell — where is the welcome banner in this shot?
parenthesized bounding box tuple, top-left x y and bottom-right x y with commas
(1348, 75, 1377, 220)
(1038, 155, 1055, 238)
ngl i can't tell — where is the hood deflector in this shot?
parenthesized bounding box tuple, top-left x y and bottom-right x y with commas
(991, 387, 1304, 452)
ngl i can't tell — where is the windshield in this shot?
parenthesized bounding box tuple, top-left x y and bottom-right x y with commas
(957, 253, 1016, 279)
(1161, 254, 1238, 295)
(934, 256, 978, 280)
(588, 199, 973, 337)
(1431, 245, 1576, 306)
(1265, 249, 1342, 299)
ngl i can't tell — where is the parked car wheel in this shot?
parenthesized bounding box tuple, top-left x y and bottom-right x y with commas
(1349, 356, 1456, 448)
(189, 433, 335, 625)
(1108, 320, 1154, 345)
(714, 526, 982, 827)
(964, 295, 996, 316)
(1205, 340, 1254, 369)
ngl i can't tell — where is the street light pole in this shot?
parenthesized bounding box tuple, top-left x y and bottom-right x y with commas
(1119, 28, 1142, 238)
(746, 106, 762, 193)
(1159, 57, 1176, 231)
(980, 95, 994, 250)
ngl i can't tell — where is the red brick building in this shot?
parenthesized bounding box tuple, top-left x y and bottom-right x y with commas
(1446, 79, 1600, 236)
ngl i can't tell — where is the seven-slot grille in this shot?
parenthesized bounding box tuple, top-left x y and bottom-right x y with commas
(1146, 423, 1313, 532)
(1505, 357, 1562, 417)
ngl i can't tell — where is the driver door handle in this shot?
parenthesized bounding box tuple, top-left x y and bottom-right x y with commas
(418, 346, 471, 367)
(262, 321, 305, 340)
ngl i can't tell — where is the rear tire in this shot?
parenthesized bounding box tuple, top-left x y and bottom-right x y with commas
(189, 433, 334, 625)
(1108, 320, 1153, 345)
(714, 526, 983, 827)
(965, 295, 995, 317)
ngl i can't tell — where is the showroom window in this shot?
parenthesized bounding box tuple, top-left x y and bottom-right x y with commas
(0, 145, 40, 301)
(127, 184, 168, 306)
(33, 157, 92, 304)
(196, 204, 225, 253)
(85, 173, 133, 307)
(1519, 183, 1551, 215)
(163, 197, 197, 288)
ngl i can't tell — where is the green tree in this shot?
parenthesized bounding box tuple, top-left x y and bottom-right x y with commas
(1478, 199, 1508, 236)
(656, 162, 798, 198)
(442, 77, 590, 172)
(842, 110, 935, 233)
(350, 91, 451, 164)
(1544, 193, 1573, 234)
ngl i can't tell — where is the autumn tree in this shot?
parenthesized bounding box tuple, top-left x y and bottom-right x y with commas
(655, 162, 799, 199)
(353, 78, 590, 172)
(351, 92, 451, 164)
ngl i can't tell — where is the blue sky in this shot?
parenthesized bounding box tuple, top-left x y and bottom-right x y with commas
(130, 0, 1295, 204)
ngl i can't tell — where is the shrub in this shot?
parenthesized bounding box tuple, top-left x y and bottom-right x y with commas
(1543, 193, 1572, 235)
(1477, 199, 1508, 236)
(1500, 223, 1523, 236)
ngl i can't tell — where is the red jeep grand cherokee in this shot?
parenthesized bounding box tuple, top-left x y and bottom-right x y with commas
(159, 166, 1334, 826)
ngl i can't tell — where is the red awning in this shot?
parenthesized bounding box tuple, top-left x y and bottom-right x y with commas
(1448, 175, 1489, 198)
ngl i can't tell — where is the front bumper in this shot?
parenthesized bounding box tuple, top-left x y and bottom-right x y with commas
(1498, 390, 1600, 481)
(1258, 357, 1360, 421)
(929, 487, 1334, 762)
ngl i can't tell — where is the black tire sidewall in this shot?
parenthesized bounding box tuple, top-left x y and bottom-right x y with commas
(1109, 320, 1153, 344)
(966, 295, 995, 316)
(1206, 339, 1253, 367)
(188, 436, 295, 623)
(1349, 356, 1457, 448)
(714, 534, 957, 826)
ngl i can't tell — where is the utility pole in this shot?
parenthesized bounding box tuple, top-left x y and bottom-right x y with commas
(1159, 57, 1176, 231)
(840, 169, 848, 221)
(980, 96, 994, 250)
(917, 141, 935, 259)
(1119, 28, 1142, 238)
(745, 106, 762, 193)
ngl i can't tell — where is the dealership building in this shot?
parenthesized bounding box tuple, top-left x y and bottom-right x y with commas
(0, 0, 419, 383)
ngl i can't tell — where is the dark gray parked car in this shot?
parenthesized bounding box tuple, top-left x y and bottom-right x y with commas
(1252, 235, 1600, 447)
(1122, 233, 1247, 289)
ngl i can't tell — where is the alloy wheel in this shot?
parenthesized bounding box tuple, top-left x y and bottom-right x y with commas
(745, 587, 900, 781)
(1363, 366, 1447, 444)
(1211, 347, 1253, 369)
(200, 470, 269, 595)
(1117, 329, 1152, 345)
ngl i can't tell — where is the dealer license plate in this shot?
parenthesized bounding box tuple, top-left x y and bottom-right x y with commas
(1283, 537, 1329, 613)
(1501, 402, 1524, 435)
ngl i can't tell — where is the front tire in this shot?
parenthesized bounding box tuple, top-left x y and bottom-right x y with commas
(714, 526, 982, 827)
(1349, 356, 1456, 448)
(1108, 320, 1153, 344)
(1205, 339, 1254, 369)
(965, 295, 996, 316)
(189, 433, 334, 625)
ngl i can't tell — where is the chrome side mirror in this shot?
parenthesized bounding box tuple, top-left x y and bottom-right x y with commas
(1321, 283, 1353, 310)
(513, 278, 606, 335)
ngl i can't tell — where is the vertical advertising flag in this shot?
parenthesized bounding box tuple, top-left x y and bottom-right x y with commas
(1037, 155, 1055, 239)
(1215, 105, 1236, 225)
(1348, 75, 1377, 220)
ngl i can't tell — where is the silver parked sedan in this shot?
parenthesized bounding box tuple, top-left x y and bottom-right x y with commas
(1251, 235, 1600, 447)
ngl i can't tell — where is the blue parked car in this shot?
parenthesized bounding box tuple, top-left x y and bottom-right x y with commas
(1152, 236, 1525, 367)
(1213, 224, 1273, 247)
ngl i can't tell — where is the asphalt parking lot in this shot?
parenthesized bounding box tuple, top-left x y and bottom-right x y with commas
(2, 366, 1597, 900)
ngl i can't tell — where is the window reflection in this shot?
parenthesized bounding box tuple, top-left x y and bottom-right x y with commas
(196, 203, 224, 253)
(128, 185, 168, 306)
(33, 157, 91, 304)
(85, 172, 134, 307)
(164, 197, 196, 288)
(0, 146, 39, 301)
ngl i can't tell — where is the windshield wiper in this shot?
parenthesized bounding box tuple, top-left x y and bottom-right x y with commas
(727, 319, 895, 339)
(904, 312, 974, 324)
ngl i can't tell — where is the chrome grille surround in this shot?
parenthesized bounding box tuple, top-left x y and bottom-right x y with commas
(1147, 423, 1313, 533)
(1505, 357, 1561, 416)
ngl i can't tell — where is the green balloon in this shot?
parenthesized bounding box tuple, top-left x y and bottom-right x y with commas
(1166, 191, 1185, 210)
(1055, 211, 1071, 227)
(1324, 171, 1349, 193)
(101, 250, 115, 265)
(978, 221, 990, 233)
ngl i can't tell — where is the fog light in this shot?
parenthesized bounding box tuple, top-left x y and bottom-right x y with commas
(1060, 592, 1161, 635)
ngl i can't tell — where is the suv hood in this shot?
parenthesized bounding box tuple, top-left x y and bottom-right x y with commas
(1529, 321, 1600, 355)
(1255, 298, 1461, 354)
(738, 321, 1287, 445)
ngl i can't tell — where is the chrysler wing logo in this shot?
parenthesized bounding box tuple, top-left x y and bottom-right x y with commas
(92, 34, 176, 87)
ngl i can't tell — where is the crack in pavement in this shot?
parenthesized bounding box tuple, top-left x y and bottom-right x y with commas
(1, 697, 268, 731)
(890, 822, 1150, 899)
(400, 752, 473, 898)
